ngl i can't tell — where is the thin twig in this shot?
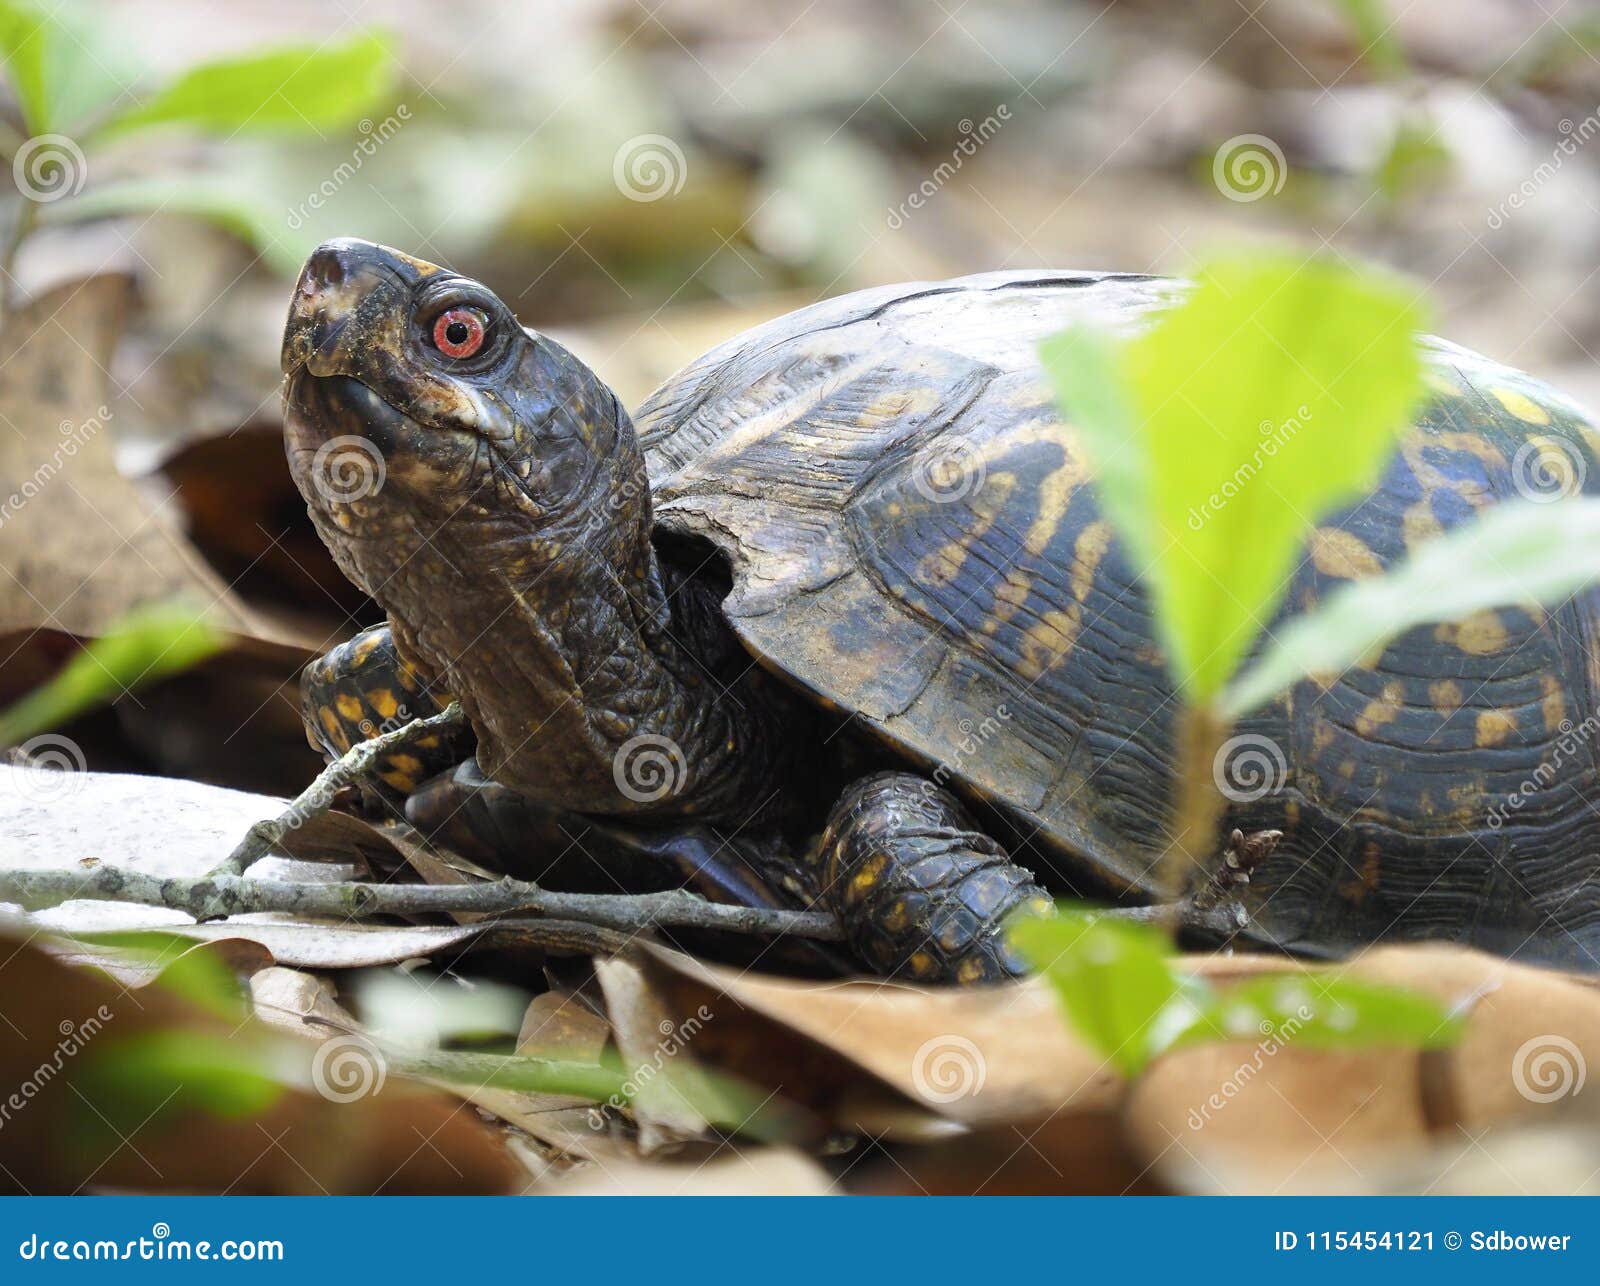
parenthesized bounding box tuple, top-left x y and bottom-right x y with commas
(0, 864, 847, 942)
(211, 702, 469, 878)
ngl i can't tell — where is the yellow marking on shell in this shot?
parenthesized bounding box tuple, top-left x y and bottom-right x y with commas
(847, 852, 890, 906)
(1339, 845, 1381, 904)
(1429, 431, 1509, 473)
(1472, 706, 1510, 748)
(369, 688, 400, 719)
(1540, 674, 1567, 734)
(1311, 719, 1336, 753)
(864, 387, 941, 421)
(1069, 521, 1113, 604)
(1401, 501, 1443, 552)
(1020, 421, 1092, 558)
(1428, 680, 1464, 716)
(388, 753, 425, 776)
(1355, 682, 1406, 737)
(318, 706, 350, 754)
(915, 473, 1015, 589)
(1491, 386, 1551, 425)
(335, 693, 364, 722)
(1474, 710, 1516, 747)
(1436, 610, 1508, 656)
(414, 734, 440, 750)
(1309, 528, 1383, 580)
(1016, 606, 1083, 681)
(379, 769, 418, 791)
(957, 958, 986, 984)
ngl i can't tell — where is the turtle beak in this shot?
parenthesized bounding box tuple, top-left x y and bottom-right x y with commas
(282, 237, 443, 378)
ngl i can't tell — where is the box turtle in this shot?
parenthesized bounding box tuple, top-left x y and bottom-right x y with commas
(281, 238, 1600, 983)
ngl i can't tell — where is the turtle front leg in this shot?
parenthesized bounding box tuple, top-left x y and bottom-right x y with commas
(300, 622, 470, 803)
(814, 771, 1051, 984)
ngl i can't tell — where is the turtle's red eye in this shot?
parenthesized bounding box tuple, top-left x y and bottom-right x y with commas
(432, 307, 486, 359)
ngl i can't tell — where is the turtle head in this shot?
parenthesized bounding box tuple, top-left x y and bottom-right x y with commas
(281, 238, 649, 590)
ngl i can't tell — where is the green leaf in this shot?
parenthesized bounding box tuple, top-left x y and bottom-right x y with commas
(0, 0, 137, 134)
(1223, 498, 1600, 717)
(79, 1030, 283, 1136)
(0, 601, 224, 746)
(1009, 910, 1189, 1078)
(1175, 974, 1463, 1052)
(98, 30, 394, 139)
(1333, 0, 1409, 79)
(76, 931, 245, 1021)
(46, 173, 312, 274)
(1375, 119, 1452, 203)
(1041, 253, 1428, 702)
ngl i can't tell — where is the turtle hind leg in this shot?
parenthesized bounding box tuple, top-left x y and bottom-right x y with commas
(300, 622, 469, 802)
(815, 771, 1051, 984)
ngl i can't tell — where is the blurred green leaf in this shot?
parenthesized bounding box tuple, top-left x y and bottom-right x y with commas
(98, 29, 394, 140)
(47, 173, 311, 273)
(1224, 498, 1600, 717)
(76, 931, 245, 1021)
(0, 0, 136, 135)
(1333, 0, 1408, 78)
(1010, 911, 1188, 1078)
(1176, 974, 1463, 1051)
(79, 1030, 283, 1140)
(0, 601, 224, 746)
(1375, 119, 1452, 203)
(1042, 254, 1428, 702)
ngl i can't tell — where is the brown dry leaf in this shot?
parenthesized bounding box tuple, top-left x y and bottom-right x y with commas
(1126, 945, 1600, 1194)
(0, 276, 309, 654)
(0, 931, 521, 1194)
(595, 955, 711, 1152)
(639, 943, 1115, 1130)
